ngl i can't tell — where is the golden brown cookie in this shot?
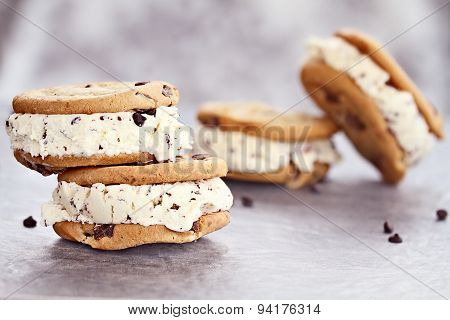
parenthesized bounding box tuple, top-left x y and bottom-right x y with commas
(58, 154, 228, 186)
(197, 101, 338, 142)
(14, 149, 156, 176)
(53, 211, 230, 250)
(301, 59, 405, 183)
(335, 28, 443, 138)
(227, 162, 329, 189)
(13, 81, 179, 114)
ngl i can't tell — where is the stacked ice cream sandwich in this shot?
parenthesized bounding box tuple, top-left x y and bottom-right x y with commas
(6, 81, 233, 250)
(196, 101, 341, 189)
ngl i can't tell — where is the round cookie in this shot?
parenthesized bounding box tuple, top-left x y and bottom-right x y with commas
(301, 59, 405, 183)
(335, 28, 443, 138)
(227, 162, 329, 189)
(53, 211, 230, 250)
(197, 101, 338, 142)
(58, 154, 228, 186)
(14, 149, 156, 176)
(13, 81, 179, 114)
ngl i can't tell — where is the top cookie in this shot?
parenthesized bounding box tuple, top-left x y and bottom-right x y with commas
(58, 154, 228, 186)
(197, 101, 338, 142)
(13, 81, 179, 115)
(335, 28, 444, 138)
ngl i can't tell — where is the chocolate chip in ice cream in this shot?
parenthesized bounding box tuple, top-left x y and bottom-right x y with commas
(132, 112, 147, 127)
(84, 84, 91, 88)
(134, 81, 149, 86)
(23, 216, 37, 228)
(388, 233, 402, 244)
(241, 196, 253, 208)
(5, 120, 9, 128)
(437, 209, 447, 221)
(171, 204, 180, 210)
(71, 116, 81, 125)
(383, 221, 393, 234)
(93, 224, 115, 240)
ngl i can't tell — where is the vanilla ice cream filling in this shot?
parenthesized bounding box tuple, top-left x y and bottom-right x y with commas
(41, 178, 233, 232)
(6, 106, 192, 162)
(307, 37, 434, 165)
(195, 126, 340, 174)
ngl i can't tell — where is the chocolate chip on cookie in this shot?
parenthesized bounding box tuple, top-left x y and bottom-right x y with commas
(93, 224, 115, 240)
(23, 216, 37, 228)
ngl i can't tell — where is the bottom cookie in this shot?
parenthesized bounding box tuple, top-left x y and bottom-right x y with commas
(227, 162, 329, 189)
(53, 211, 230, 250)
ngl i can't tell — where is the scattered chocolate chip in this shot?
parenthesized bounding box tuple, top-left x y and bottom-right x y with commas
(134, 81, 149, 86)
(5, 120, 9, 127)
(309, 185, 320, 194)
(192, 154, 210, 160)
(162, 84, 172, 97)
(23, 216, 37, 228)
(345, 113, 366, 130)
(93, 224, 115, 240)
(241, 196, 253, 208)
(132, 112, 146, 127)
(42, 129, 47, 139)
(71, 116, 81, 125)
(171, 204, 180, 210)
(166, 192, 172, 197)
(437, 209, 447, 221)
(190, 198, 196, 201)
(100, 116, 105, 120)
(383, 221, 393, 234)
(84, 84, 91, 88)
(165, 134, 171, 145)
(388, 233, 402, 244)
(63, 146, 67, 151)
(117, 116, 122, 121)
(117, 138, 120, 142)
(98, 145, 103, 150)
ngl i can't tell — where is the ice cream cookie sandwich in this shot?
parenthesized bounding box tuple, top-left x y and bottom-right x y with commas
(6, 81, 191, 175)
(42, 155, 233, 250)
(196, 101, 340, 189)
(301, 29, 443, 184)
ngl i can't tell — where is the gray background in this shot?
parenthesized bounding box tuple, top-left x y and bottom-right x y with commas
(0, 0, 449, 299)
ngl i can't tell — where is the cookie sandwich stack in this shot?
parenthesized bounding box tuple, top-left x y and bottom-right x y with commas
(301, 29, 443, 183)
(6, 81, 233, 250)
(196, 101, 341, 189)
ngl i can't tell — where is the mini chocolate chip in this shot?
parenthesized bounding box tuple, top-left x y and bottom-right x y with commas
(5, 120, 9, 127)
(117, 116, 122, 121)
(309, 185, 320, 194)
(84, 84, 91, 88)
(23, 216, 37, 228)
(71, 116, 81, 125)
(117, 138, 120, 142)
(388, 233, 402, 244)
(190, 198, 196, 201)
(42, 129, 47, 139)
(99, 145, 103, 150)
(93, 224, 115, 240)
(437, 209, 447, 221)
(383, 221, 393, 234)
(132, 112, 146, 127)
(171, 204, 180, 210)
(100, 116, 104, 120)
(162, 84, 172, 97)
(166, 192, 172, 196)
(192, 154, 210, 160)
(241, 196, 253, 208)
(135, 81, 149, 86)
(165, 134, 171, 145)
(63, 146, 67, 151)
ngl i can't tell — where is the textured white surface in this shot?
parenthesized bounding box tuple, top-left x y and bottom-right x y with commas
(0, 0, 448, 299)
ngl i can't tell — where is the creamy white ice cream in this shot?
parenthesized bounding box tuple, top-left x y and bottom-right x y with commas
(42, 177, 233, 232)
(195, 126, 340, 173)
(307, 36, 434, 165)
(6, 106, 192, 162)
